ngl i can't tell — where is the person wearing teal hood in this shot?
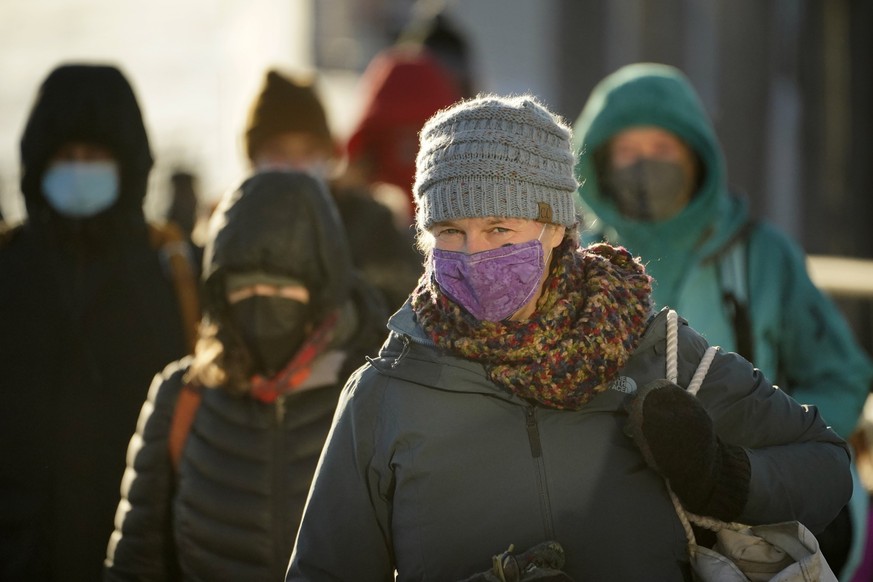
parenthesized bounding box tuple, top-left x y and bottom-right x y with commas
(573, 61, 873, 580)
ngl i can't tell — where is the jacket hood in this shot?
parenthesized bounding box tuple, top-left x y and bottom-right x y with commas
(20, 64, 153, 224)
(376, 301, 503, 399)
(202, 171, 352, 322)
(572, 63, 748, 302)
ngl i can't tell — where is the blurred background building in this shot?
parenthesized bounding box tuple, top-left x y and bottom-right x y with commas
(1, 0, 871, 337)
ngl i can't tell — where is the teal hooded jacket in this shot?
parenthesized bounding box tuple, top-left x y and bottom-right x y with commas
(573, 62, 872, 439)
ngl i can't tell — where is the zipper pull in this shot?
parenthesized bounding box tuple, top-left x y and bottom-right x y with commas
(391, 335, 411, 368)
(525, 406, 542, 458)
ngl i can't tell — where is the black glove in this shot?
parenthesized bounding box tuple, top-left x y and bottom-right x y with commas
(459, 541, 573, 582)
(624, 379, 751, 520)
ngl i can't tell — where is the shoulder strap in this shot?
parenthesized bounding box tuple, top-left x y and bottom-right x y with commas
(168, 384, 203, 472)
(147, 221, 201, 353)
(713, 223, 756, 362)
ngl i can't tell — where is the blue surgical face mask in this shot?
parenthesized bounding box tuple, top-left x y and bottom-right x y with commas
(41, 161, 120, 218)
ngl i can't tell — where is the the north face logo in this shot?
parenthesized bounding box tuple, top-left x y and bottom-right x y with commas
(609, 376, 637, 394)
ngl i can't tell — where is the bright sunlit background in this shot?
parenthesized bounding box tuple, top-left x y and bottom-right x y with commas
(0, 0, 317, 221)
(0, 0, 561, 223)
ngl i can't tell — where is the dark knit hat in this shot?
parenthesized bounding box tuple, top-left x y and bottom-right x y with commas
(244, 70, 332, 162)
(413, 94, 579, 230)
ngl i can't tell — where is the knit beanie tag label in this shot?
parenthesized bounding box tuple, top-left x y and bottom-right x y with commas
(537, 202, 553, 223)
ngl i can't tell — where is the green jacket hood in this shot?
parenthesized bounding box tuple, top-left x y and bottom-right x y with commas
(572, 63, 748, 302)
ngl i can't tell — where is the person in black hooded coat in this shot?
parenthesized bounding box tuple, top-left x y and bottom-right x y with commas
(0, 64, 190, 581)
(104, 171, 387, 582)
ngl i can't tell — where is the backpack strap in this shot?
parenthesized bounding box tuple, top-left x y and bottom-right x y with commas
(168, 383, 203, 472)
(702, 220, 756, 363)
(147, 221, 201, 353)
(718, 237, 755, 363)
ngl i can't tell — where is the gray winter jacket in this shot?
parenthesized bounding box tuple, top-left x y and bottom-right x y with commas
(287, 305, 851, 581)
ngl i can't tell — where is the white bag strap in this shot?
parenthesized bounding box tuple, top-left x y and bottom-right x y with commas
(666, 310, 679, 384)
(664, 309, 744, 542)
(665, 309, 719, 396)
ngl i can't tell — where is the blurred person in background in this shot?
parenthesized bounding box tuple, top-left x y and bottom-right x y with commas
(245, 68, 421, 313)
(104, 171, 387, 581)
(573, 61, 873, 580)
(396, 11, 477, 101)
(163, 169, 204, 278)
(341, 42, 465, 228)
(0, 63, 197, 581)
(166, 171, 199, 243)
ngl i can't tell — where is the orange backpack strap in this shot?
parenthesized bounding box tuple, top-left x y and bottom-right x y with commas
(147, 221, 201, 353)
(168, 384, 203, 472)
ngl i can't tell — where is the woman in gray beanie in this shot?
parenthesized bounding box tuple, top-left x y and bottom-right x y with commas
(286, 95, 851, 580)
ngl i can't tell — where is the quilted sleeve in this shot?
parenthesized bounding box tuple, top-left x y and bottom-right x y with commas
(103, 358, 190, 581)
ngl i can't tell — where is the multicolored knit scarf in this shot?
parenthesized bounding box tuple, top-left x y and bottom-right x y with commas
(411, 240, 653, 410)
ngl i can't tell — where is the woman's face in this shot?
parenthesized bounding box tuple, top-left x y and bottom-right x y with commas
(428, 217, 565, 320)
(608, 126, 695, 171)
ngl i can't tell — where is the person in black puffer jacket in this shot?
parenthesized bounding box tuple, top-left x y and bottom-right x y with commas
(104, 171, 388, 581)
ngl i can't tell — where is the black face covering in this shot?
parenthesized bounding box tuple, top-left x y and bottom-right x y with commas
(229, 296, 311, 376)
(602, 159, 689, 222)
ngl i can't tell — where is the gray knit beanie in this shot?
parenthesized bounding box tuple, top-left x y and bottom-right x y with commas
(413, 94, 579, 231)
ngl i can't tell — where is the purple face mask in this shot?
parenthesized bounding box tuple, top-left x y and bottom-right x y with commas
(433, 238, 546, 322)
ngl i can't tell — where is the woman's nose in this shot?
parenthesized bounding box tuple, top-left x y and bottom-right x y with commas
(462, 233, 490, 255)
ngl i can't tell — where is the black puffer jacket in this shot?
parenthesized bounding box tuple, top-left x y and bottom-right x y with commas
(105, 172, 387, 581)
(0, 64, 187, 582)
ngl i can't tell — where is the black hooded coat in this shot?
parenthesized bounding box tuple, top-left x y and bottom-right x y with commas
(0, 65, 187, 581)
(104, 171, 387, 582)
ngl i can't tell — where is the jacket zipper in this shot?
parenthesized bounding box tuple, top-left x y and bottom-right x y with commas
(524, 406, 555, 539)
(272, 395, 286, 577)
(525, 406, 543, 457)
